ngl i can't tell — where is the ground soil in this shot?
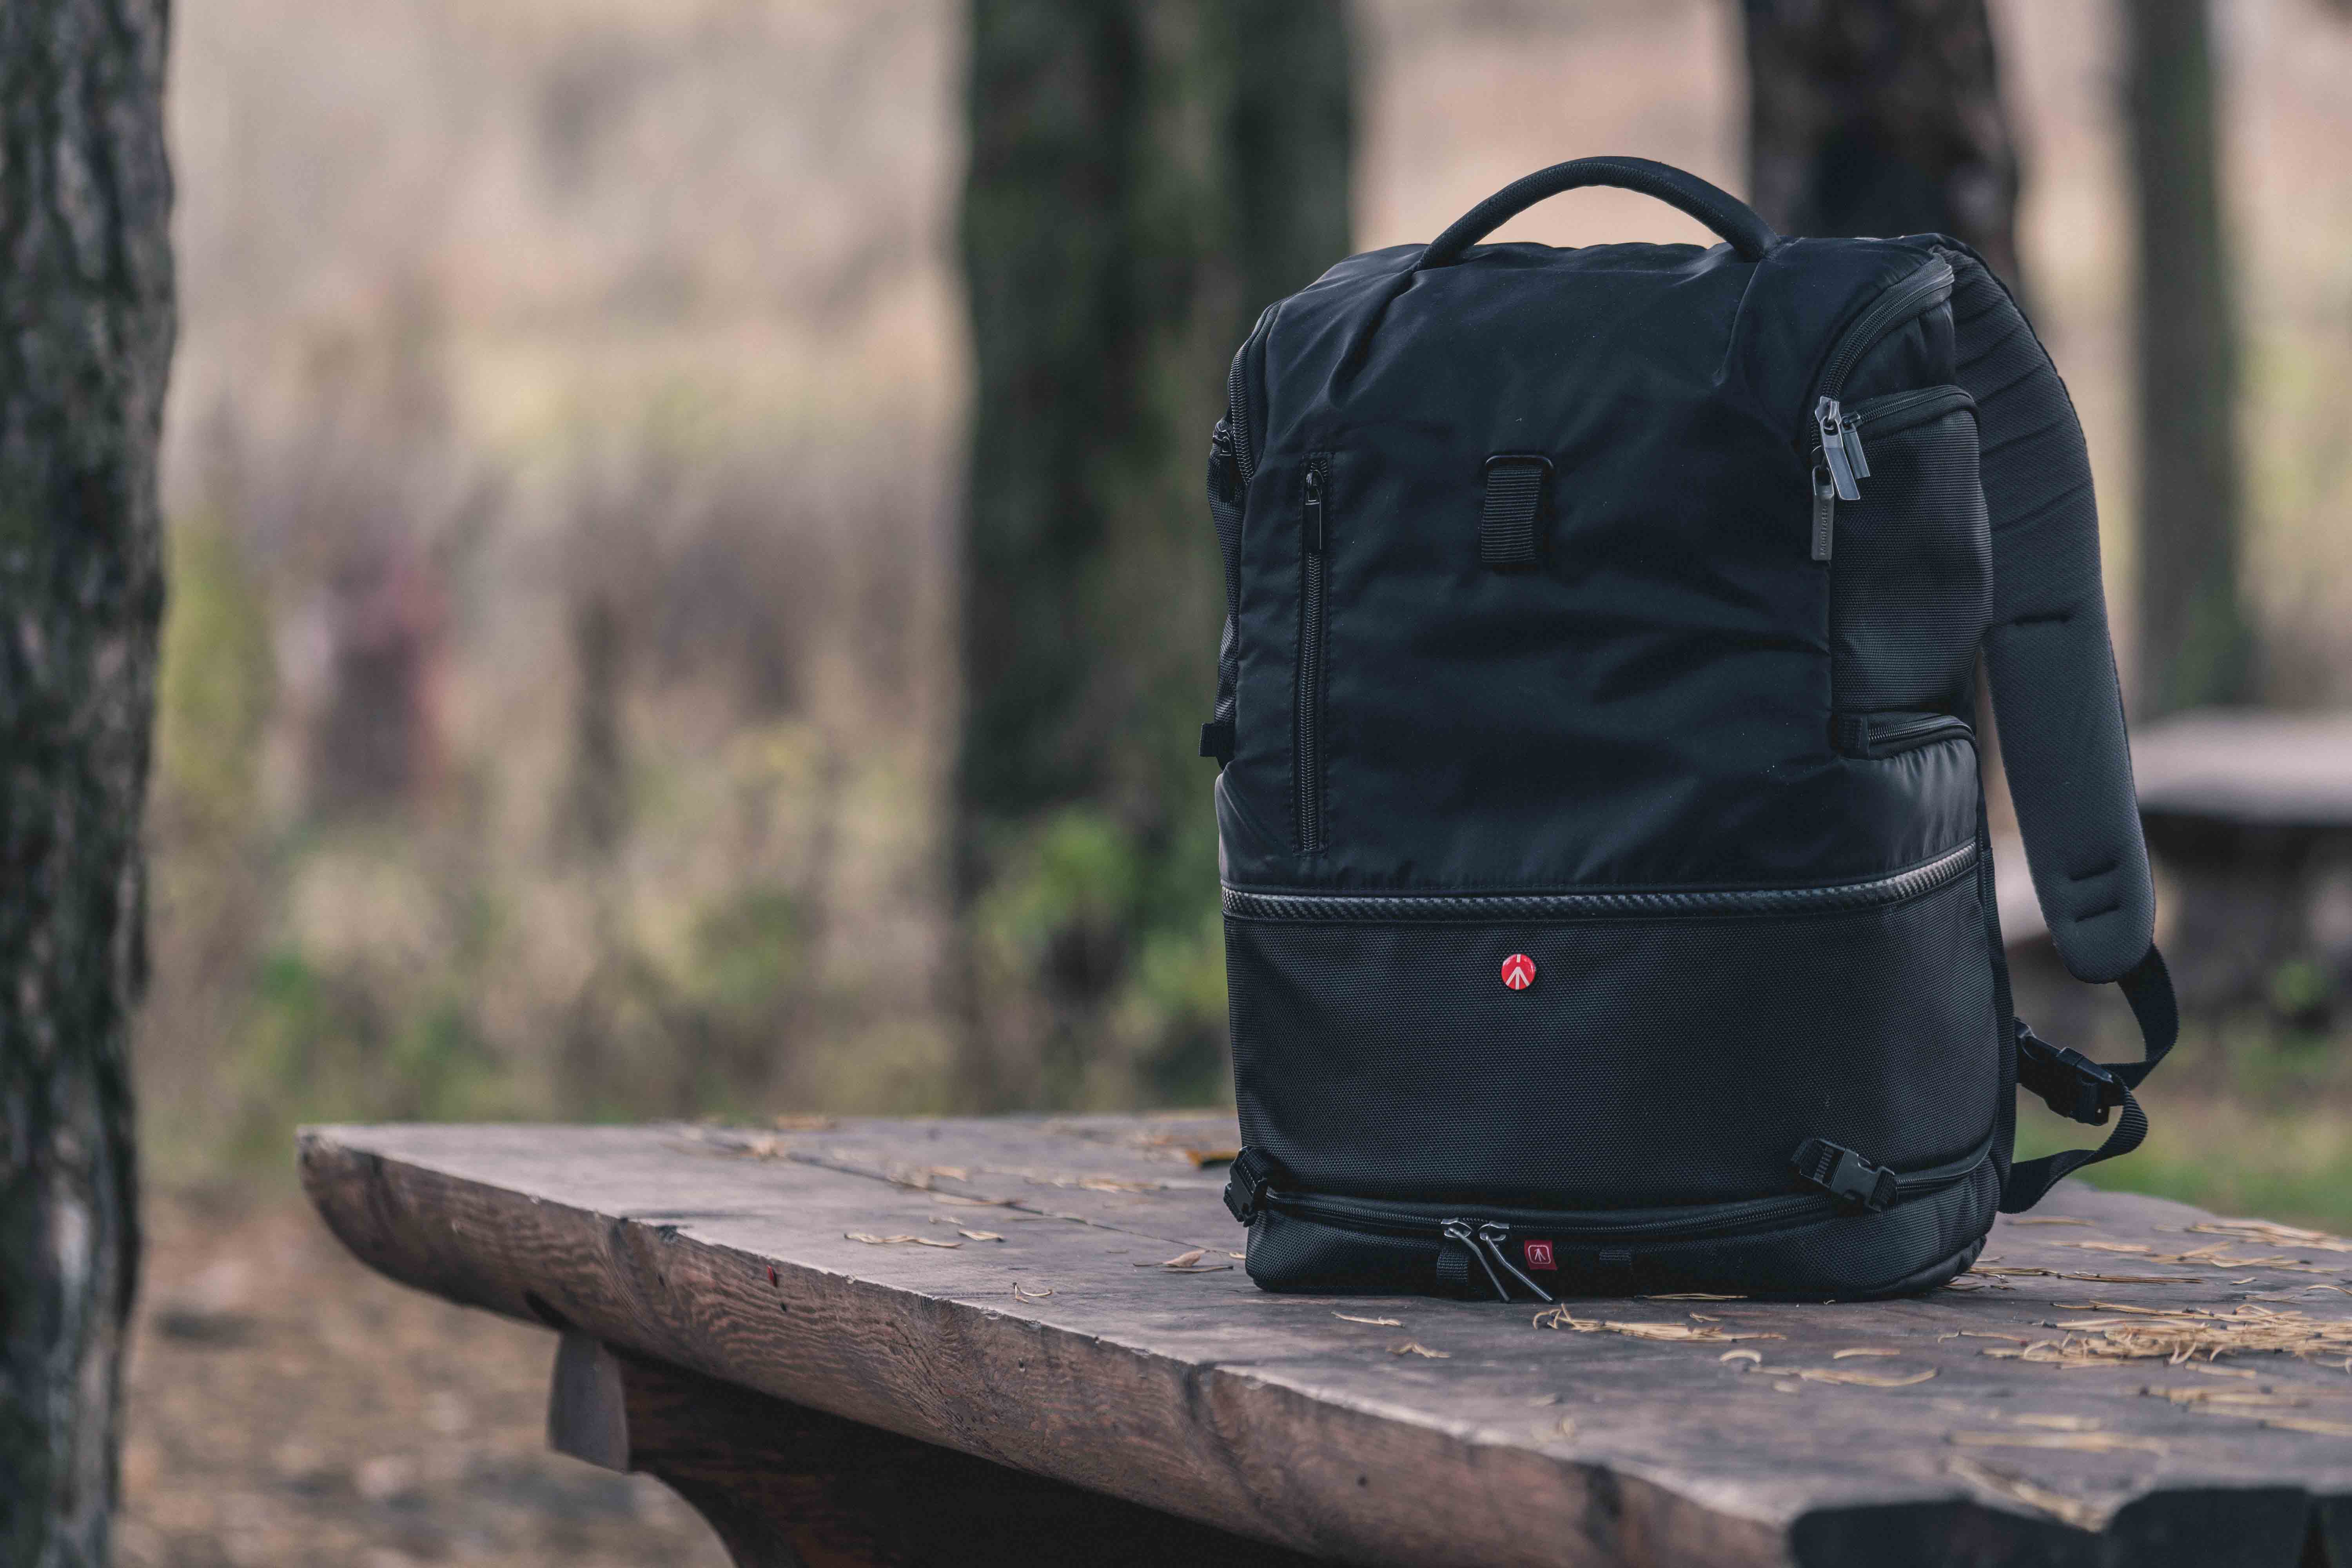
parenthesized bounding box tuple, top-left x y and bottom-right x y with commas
(117, 1185, 733, 1568)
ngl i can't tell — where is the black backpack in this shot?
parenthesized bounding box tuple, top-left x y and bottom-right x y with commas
(1201, 157, 2176, 1301)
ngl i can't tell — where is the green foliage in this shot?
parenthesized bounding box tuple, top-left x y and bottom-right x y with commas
(2024, 1013, 2352, 1229)
(155, 517, 273, 838)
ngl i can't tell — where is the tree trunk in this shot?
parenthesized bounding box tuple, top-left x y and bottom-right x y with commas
(1742, 0, 2025, 283)
(2125, 0, 2252, 715)
(954, 0, 1350, 1107)
(0, 2, 175, 1563)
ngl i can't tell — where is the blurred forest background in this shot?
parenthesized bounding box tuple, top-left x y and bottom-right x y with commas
(144, 0, 2352, 1209)
(98, 0, 2352, 1561)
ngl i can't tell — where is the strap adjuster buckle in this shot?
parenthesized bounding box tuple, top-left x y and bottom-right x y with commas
(1791, 1138, 1899, 1214)
(2015, 1021, 2125, 1126)
(1223, 1147, 1276, 1224)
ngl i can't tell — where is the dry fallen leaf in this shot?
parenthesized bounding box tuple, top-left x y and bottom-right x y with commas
(1389, 1341, 1450, 1359)
(1719, 1349, 1763, 1364)
(2010, 1414, 2104, 1431)
(1334, 1313, 1404, 1327)
(843, 1232, 960, 1248)
(1012, 1283, 1054, 1301)
(959, 1230, 1005, 1242)
(1140, 1249, 1206, 1268)
(1832, 1348, 1901, 1359)
(1949, 1457, 2105, 1531)
(1181, 1148, 1241, 1169)
(1534, 1308, 1780, 1343)
(1801, 1367, 1936, 1388)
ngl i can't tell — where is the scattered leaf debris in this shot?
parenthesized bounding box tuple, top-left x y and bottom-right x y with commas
(1335, 1313, 1404, 1327)
(2189, 1220, 2352, 1255)
(1832, 1348, 1901, 1359)
(1977, 1303, 2352, 1368)
(844, 1232, 962, 1248)
(1181, 1148, 1241, 1168)
(1390, 1341, 1450, 1359)
(959, 1230, 1005, 1243)
(1013, 1283, 1054, 1301)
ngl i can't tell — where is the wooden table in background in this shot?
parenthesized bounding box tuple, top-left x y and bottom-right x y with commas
(301, 1116, 2352, 1567)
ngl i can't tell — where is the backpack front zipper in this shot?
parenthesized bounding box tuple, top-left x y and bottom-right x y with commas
(1295, 455, 1332, 853)
(1804, 258, 1958, 561)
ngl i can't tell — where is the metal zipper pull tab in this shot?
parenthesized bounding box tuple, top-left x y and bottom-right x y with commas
(1477, 1223, 1554, 1303)
(1302, 464, 1325, 554)
(1442, 1218, 1510, 1301)
(1838, 409, 1870, 482)
(1810, 465, 1837, 563)
(1815, 397, 1860, 501)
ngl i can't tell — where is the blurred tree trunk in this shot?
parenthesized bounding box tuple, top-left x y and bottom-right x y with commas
(955, 0, 1350, 1107)
(0, 0, 175, 1562)
(1742, 0, 2024, 284)
(2125, 0, 2253, 714)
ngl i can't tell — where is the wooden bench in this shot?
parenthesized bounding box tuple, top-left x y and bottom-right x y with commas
(2130, 710, 2352, 1012)
(301, 1116, 2352, 1566)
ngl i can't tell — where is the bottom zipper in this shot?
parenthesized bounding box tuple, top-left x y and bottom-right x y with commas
(1259, 1136, 1991, 1302)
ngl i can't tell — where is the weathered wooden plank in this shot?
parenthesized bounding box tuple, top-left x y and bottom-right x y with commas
(301, 1118, 2352, 1566)
(550, 1329, 1328, 1566)
(2132, 712, 2352, 829)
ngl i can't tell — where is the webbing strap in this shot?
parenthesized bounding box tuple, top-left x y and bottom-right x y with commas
(1479, 455, 1550, 570)
(2000, 946, 2177, 1212)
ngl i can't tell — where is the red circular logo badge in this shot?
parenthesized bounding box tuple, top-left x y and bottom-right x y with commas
(1500, 953, 1537, 991)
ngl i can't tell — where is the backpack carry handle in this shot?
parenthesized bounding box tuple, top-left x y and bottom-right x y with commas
(1418, 156, 1779, 270)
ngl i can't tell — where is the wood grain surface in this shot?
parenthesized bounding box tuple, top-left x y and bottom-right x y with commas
(300, 1117, 2352, 1567)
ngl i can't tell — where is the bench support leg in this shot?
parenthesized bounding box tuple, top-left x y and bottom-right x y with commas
(545, 1332, 1320, 1568)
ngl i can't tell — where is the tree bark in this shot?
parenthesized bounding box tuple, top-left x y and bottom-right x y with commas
(953, 1, 1350, 1107)
(1742, 0, 2025, 284)
(2125, 0, 2253, 715)
(0, 1, 175, 1563)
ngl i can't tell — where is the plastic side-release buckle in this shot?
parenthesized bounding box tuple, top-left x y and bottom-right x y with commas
(1223, 1147, 1276, 1224)
(2014, 1020, 2125, 1126)
(1791, 1138, 1900, 1214)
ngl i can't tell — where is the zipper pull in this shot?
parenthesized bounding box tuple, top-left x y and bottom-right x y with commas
(1815, 397, 1860, 501)
(1303, 465, 1325, 555)
(1810, 465, 1837, 563)
(1442, 1218, 1510, 1301)
(1476, 1223, 1554, 1303)
(1838, 409, 1870, 482)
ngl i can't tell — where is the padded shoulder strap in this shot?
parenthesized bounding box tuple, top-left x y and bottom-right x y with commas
(1943, 243, 2178, 1211)
(1946, 246, 2154, 985)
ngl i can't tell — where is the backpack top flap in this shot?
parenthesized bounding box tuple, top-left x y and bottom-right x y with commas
(1216, 171, 1989, 897)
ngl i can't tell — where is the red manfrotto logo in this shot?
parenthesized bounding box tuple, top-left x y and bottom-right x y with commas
(1523, 1239, 1557, 1271)
(1500, 953, 1537, 991)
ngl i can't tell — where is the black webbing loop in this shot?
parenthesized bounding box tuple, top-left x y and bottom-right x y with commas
(1419, 156, 1779, 270)
(2000, 946, 2176, 1212)
(1480, 455, 1550, 570)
